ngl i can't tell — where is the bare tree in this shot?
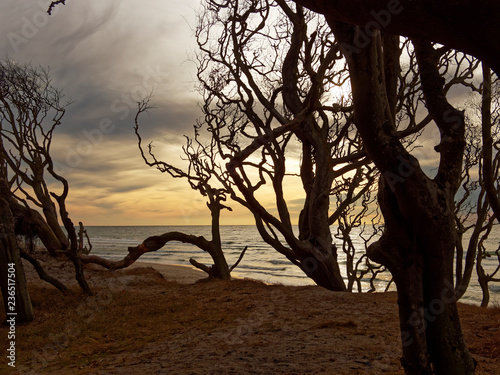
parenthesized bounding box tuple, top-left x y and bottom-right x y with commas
(0, 161, 34, 323)
(81, 99, 246, 280)
(194, 1, 452, 294)
(327, 16, 476, 371)
(0, 61, 69, 253)
(0, 59, 91, 295)
(194, 0, 381, 291)
(44, 1, 499, 373)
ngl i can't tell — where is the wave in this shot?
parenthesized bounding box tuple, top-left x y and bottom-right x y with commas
(83, 225, 500, 305)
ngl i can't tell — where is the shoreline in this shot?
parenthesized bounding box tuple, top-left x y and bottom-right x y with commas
(21, 246, 499, 305)
(121, 260, 498, 306)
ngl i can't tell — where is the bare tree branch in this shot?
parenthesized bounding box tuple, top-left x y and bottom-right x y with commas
(47, 0, 67, 15)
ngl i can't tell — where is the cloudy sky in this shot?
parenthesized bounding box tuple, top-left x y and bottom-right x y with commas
(1, 1, 476, 227)
(1, 0, 262, 225)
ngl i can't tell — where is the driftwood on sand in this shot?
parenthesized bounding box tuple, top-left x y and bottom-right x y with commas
(80, 231, 248, 279)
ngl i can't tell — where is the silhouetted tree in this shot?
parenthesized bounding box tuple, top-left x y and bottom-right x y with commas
(454, 64, 500, 307)
(195, 1, 476, 295)
(328, 18, 477, 372)
(194, 0, 381, 291)
(80, 99, 247, 280)
(0, 160, 34, 323)
(45, 1, 499, 373)
(197, 1, 494, 372)
(0, 59, 90, 295)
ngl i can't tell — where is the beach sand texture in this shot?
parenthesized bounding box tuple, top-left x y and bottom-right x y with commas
(2, 253, 499, 374)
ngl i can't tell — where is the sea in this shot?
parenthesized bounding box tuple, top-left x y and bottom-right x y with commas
(83, 225, 500, 306)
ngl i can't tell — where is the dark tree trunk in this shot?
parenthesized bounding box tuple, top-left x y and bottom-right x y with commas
(279, 5, 346, 291)
(413, 39, 475, 373)
(368, 180, 431, 374)
(8, 199, 63, 257)
(330, 21, 475, 374)
(206, 192, 231, 280)
(296, 140, 347, 291)
(481, 64, 500, 223)
(0, 197, 34, 324)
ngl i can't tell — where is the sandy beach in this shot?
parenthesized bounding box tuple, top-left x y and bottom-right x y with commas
(1, 252, 499, 374)
(129, 262, 207, 284)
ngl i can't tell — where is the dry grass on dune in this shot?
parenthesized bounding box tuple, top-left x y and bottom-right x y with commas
(1, 258, 499, 375)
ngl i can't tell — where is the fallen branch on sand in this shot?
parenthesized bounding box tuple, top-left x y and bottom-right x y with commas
(80, 231, 248, 280)
(20, 249, 69, 293)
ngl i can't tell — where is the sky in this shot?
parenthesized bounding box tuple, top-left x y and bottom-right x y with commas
(1, 0, 262, 226)
(0, 1, 479, 227)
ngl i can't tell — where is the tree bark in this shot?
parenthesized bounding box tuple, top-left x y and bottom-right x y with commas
(0, 197, 34, 324)
(8, 199, 63, 257)
(330, 20, 475, 374)
(35, 190, 69, 250)
(481, 64, 500, 223)
(368, 180, 431, 374)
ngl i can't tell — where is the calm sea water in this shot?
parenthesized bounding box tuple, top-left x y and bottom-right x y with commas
(84, 225, 500, 306)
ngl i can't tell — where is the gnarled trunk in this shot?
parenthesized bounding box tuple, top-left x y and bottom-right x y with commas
(331, 20, 475, 374)
(0, 197, 34, 324)
(8, 199, 63, 257)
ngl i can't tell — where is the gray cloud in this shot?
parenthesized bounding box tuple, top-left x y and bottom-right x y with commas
(0, 0, 209, 224)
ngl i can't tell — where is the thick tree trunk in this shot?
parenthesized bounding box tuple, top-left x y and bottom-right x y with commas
(370, 179, 475, 374)
(330, 21, 475, 374)
(206, 194, 231, 280)
(368, 180, 431, 374)
(0, 197, 34, 324)
(394, 270, 431, 374)
(297, 146, 347, 291)
(299, 247, 346, 291)
(413, 39, 475, 373)
(279, 6, 346, 292)
(481, 64, 500, 223)
(8, 199, 63, 257)
(420, 216, 475, 374)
